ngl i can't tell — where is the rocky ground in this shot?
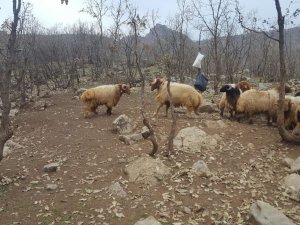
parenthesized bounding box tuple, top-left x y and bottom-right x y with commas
(0, 87, 300, 225)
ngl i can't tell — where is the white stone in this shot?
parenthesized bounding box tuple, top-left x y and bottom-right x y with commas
(249, 200, 296, 225)
(291, 156, 300, 173)
(134, 216, 161, 225)
(173, 127, 218, 153)
(125, 155, 170, 186)
(112, 114, 136, 134)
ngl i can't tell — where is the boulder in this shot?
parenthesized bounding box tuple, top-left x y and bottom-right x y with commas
(290, 156, 300, 173)
(112, 114, 136, 134)
(125, 155, 170, 186)
(173, 127, 218, 153)
(249, 200, 296, 225)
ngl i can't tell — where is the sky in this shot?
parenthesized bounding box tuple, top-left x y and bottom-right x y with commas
(0, 0, 299, 39)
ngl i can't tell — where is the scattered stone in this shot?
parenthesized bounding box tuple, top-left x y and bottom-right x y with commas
(290, 156, 300, 173)
(76, 88, 87, 96)
(72, 96, 80, 101)
(125, 155, 170, 186)
(46, 184, 58, 191)
(141, 126, 151, 138)
(284, 174, 300, 190)
(258, 83, 273, 90)
(247, 143, 255, 149)
(249, 200, 296, 225)
(112, 114, 136, 134)
(173, 127, 218, 153)
(5, 140, 24, 149)
(9, 108, 19, 117)
(134, 216, 161, 225)
(119, 133, 143, 145)
(204, 120, 227, 129)
(43, 163, 59, 172)
(33, 100, 49, 111)
(3, 146, 12, 158)
(198, 102, 219, 113)
(181, 206, 192, 214)
(191, 160, 212, 177)
(282, 158, 294, 168)
(108, 182, 127, 198)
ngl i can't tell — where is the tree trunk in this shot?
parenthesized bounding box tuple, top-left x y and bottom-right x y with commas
(275, 0, 300, 143)
(0, 0, 21, 161)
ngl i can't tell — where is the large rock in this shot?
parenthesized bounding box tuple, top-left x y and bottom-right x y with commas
(284, 174, 300, 202)
(290, 156, 300, 173)
(112, 114, 136, 134)
(3, 140, 24, 157)
(284, 174, 300, 190)
(125, 155, 170, 186)
(173, 127, 218, 153)
(249, 200, 296, 225)
(134, 216, 161, 225)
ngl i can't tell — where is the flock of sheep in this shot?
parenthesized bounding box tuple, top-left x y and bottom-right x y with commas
(79, 78, 300, 134)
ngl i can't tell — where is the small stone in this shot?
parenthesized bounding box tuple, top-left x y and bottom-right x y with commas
(46, 184, 58, 191)
(247, 143, 255, 149)
(43, 163, 59, 172)
(134, 216, 161, 225)
(281, 158, 294, 168)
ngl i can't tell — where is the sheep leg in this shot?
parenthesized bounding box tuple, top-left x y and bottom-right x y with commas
(165, 101, 170, 117)
(91, 105, 98, 115)
(266, 114, 272, 126)
(194, 107, 200, 116)
(186, 106, 196, 118)
(106, 107, 112, 115)
(247, 113, 253, 124)
(220, 109, 224, 117)
(153, 103, 164, 117)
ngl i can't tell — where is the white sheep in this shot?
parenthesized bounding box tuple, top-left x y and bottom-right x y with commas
(236, 85, 293, 124)
(150, 78, 204, 117)
(236, 89, 277, 124)
(80, 84, 131, 118)
(219, 81, 251, 118)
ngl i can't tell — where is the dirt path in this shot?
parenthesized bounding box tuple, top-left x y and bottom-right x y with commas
(0, 90, 299, 225)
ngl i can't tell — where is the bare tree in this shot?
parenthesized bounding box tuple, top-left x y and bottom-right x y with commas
(0, 0, 22, 161)
(236, 0, 300, 143)
(128, 10, 158, 157)
(192, 0, 232, 94)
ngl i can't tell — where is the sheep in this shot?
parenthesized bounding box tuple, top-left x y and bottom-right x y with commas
(80, 84, 131, 118)
(235, 85, 293, 125)
(150, 78, 203, 117)
(219, 81, 251, 118)
(281, 96, 300, 130)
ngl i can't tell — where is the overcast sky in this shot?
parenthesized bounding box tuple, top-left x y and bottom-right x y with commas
(0, 0, 299, 39)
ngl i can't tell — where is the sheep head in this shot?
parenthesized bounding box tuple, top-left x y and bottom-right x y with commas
(220, 84, 234, 93)
(119, 84, 131, 95)
(150, 78, 164, 91)
(237, 81, 251, 92)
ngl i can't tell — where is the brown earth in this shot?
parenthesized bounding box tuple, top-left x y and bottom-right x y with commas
(0, 88, 300, 225)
